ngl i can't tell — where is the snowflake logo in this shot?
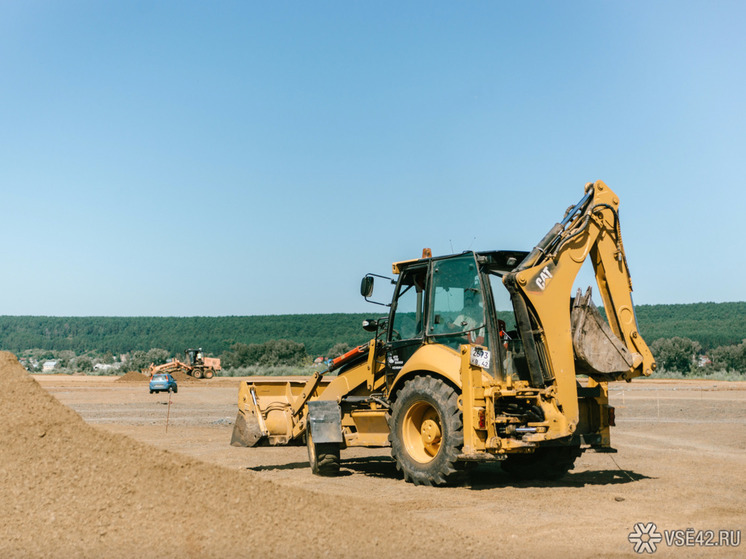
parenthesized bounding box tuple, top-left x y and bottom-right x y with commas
(628, 522, 663, 554)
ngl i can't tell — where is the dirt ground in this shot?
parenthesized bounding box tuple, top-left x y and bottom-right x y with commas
(3, 352, 744, 557)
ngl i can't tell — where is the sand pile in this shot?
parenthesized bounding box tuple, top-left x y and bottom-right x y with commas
(117, 370, 197, 384)
(170, 370, 198, 383)
(0, 352, 469, 558)
(116, 371, 149, 382)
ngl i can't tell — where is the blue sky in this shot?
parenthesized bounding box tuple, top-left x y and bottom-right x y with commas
(1, 1, 744, 316)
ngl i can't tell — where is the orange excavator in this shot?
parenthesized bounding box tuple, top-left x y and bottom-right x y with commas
(149, 348, 220, 379)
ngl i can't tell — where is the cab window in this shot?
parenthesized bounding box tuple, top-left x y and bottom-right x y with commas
(389, 267, 426, 341)
(428, 254, 486, 345)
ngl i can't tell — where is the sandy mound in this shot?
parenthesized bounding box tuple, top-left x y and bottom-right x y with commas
(118, 370, 197, 384)
(171, 370, 198, 383)
(0, 352, 468, 558)
(116, 370, 149, 382)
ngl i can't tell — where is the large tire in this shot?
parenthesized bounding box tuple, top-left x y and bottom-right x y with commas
(204, 369, 214, 379)
(388, 375, 463, 486)
(192, 369, 203, 379)
(307, 430, 341, 476)
(501, 445, 582, 481)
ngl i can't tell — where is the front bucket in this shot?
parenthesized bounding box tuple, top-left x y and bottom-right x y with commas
(571, 288, 635, 378)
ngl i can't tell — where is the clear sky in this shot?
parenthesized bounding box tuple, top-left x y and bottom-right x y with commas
(1, 1, 744, 316)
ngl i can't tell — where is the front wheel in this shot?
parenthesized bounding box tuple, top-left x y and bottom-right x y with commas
(192, 369, 203, 379)
(307, 430, 340, 476)
(388, 375, 463, 486)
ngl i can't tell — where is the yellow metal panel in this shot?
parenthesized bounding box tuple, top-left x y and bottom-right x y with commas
(346, 409, 391, 446)
(392, 258, 417, 274)
(390, 343, 464, 392)
(459, 345, 488, 454)
(511, 181, 629, 425)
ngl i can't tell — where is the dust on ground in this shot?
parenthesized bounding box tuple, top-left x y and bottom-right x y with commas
(6, 352, 746, 558)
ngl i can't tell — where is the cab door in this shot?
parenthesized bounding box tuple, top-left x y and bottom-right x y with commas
(385, 265, 427, 388)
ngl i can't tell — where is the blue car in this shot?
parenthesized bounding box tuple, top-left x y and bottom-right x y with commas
(149, 373, 178, 394)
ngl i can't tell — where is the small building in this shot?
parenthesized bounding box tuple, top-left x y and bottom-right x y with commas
(42, 360, 58, 373)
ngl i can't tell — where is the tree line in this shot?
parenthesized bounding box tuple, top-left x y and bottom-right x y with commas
(650, 337, 746, 374)
(0, 314, 373, 358)
(2, 301, 744, 375)
(633, 302, 746, 350)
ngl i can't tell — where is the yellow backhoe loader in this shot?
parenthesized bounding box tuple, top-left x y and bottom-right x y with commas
(231, 181, 656, 485)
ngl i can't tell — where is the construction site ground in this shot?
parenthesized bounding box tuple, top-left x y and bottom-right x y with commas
(3, 352, 744, 558)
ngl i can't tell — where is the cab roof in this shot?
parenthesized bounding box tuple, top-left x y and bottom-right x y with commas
(393, 250, 529, 275)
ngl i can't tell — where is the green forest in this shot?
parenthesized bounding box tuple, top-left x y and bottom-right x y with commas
(632, 302, 746, 350)
(0, 313, 373, 358)
(1, 301, 744, 375)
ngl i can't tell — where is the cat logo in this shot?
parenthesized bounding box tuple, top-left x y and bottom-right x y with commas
(535, 265, 554, 291)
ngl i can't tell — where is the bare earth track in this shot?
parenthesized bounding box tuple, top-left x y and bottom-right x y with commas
(2, 352, 744, 557)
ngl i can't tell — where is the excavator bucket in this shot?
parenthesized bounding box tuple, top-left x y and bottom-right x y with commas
(230, 401, 266, 447)
(571, 288, 637, 379)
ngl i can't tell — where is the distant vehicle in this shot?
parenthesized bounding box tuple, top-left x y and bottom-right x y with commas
(148, 348, 221, 380)
(149, 374, 178, 394)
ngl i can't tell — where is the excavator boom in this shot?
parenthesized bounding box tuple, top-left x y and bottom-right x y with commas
(506, 180, 654, 381)
(503, 180, 655, 425)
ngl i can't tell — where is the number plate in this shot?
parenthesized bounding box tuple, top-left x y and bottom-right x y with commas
(470, 346, 491, 369)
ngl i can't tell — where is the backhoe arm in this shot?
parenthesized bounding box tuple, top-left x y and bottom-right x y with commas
(504, 181, 656, 423)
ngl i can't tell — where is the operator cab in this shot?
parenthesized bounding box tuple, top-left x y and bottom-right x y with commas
(185, 348, 204, 366)
(363, 249, 530, 385)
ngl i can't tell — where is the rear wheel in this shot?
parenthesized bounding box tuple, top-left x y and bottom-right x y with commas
(501, 446, 582, 481)
(204, 369, 214, 379)
(307, 430, 340, 476)
(389, 375, 463, 486)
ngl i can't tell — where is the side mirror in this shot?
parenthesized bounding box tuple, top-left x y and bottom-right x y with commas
(360, 276, 374, 298)
(362, 319, 379, 332)
(360, 273, 393, 307)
